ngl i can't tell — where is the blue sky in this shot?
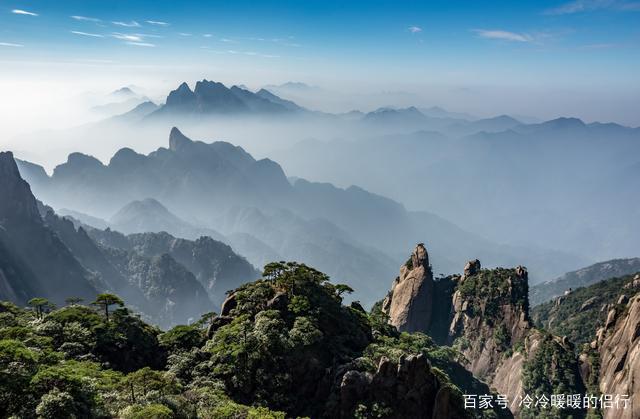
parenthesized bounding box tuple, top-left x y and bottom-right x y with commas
(1, 0, 639, 123)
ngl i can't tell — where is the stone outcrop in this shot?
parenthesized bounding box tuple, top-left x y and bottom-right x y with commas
(448, 264, 531, 379)
(382, 247, 590, 418)
(335, 354, 468, 419)
(463, 259, 481, 277)
(595, 294, 640, 419)
(382, 243, 434, 332)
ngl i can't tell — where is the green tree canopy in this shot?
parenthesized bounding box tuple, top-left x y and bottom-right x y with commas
(28, 297, 53, 319)
(91, 294, 124, 321)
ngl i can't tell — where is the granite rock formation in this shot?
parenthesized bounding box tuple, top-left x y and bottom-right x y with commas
(382, 243, 434, 332)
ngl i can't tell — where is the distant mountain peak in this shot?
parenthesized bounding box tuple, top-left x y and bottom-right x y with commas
(112, 86, 135, 96)
(67, 152, 104, 168)
(176, 82, 192, 92)
(169, 127, 193, 151)
(165, 82, 195, 108)
(543, 117, 586, 128)
(109, 147, 146, 169)
(151, 79, 302, 117)
(491, 114, 519, 122)
(122, 197, 168, 213)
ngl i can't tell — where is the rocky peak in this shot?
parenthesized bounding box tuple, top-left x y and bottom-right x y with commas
(52, 152, 105, 181)
(411, 242, 429, 269)
(0, 151, 41, 224)
(169, 127, 193, 151)
(194, 79, 227, 95)
(463, 259, 481, 277)
(165, 82, 195, 108)
(335, 354, 466, 418)
(382, 243, 434, 333)
(108, 147, 146, 170)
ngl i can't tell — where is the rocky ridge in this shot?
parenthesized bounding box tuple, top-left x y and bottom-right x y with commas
(572, 274, 640, 419)
(594, 290, 640, 419)
(383, 243, 586, 417)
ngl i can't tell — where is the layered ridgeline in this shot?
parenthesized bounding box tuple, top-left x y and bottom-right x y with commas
(530, 258, 640, 306)
(0, 260, 515, 418)
(0, 152, 257, 328)
(19, 127, 581, 306)
(273, 115, 640, 267)
(532, 273, 640, 419)
(381, 244, 606, 418)
(147, 80, 306, 118)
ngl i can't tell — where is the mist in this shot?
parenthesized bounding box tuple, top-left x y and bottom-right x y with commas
(3, 75, 639, 302)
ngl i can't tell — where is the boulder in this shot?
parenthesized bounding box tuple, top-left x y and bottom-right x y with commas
(580, 296, 598, 312)
(463, 259, 481, 277)
(206, 315, 233, 338)
(266, 291, 288, 310)
(220, 293, 237, 316)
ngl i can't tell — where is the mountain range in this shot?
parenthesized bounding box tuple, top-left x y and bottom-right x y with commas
(11, 78, 638, 290)
(15, 127, 588, 309)
(272, 115, 640, 264)
(147, 80, 304, 118)
(0, 151, 258, 328)
(529, 257, 640, 306)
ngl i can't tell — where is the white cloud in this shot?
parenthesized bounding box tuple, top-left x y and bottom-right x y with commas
(178, 33, 192, 37)
(0, 42, 23, 47)
(112, 20, 141, 27)
(146, 20, 169, 26)
(126, 42, 155, 47)
(71, 31, 104, 38)
(545, 0, 640, 14)
(132, 33, 163, 39)
(217, 49, 279, 58)
(71, 15, 101, 22)
(12, 9, 38, 16)
(203, 34, 213, 38)
(408, 26, 423, 33)
(473, 29, 533, 42)
(112, 33, 143, 42)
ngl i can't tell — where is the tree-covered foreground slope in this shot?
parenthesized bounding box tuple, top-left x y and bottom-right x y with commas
(0, 260, 513, 418)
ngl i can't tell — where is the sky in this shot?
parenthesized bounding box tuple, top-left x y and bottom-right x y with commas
(1, 0, 639, 129)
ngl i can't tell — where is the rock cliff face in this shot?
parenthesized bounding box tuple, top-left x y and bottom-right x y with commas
(449, 265, 531, 379)
(383, 244, 587, 418)
(335, 354, 468, 419)
(382, 243, 434, 332)
(0, 152, 97, 304)
(594, 292, 640, 419)
(87, 229, 259, 308)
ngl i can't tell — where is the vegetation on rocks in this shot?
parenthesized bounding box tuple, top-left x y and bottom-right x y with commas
(0, 261, 490, 418)
(457, 267, 529, 324)
(531, 273, 638, 347)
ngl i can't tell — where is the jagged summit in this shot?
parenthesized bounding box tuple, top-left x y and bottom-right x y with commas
(382, 243, 434, 333)
(151, 79, 301, 117)
(169, 126, 193, 151)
